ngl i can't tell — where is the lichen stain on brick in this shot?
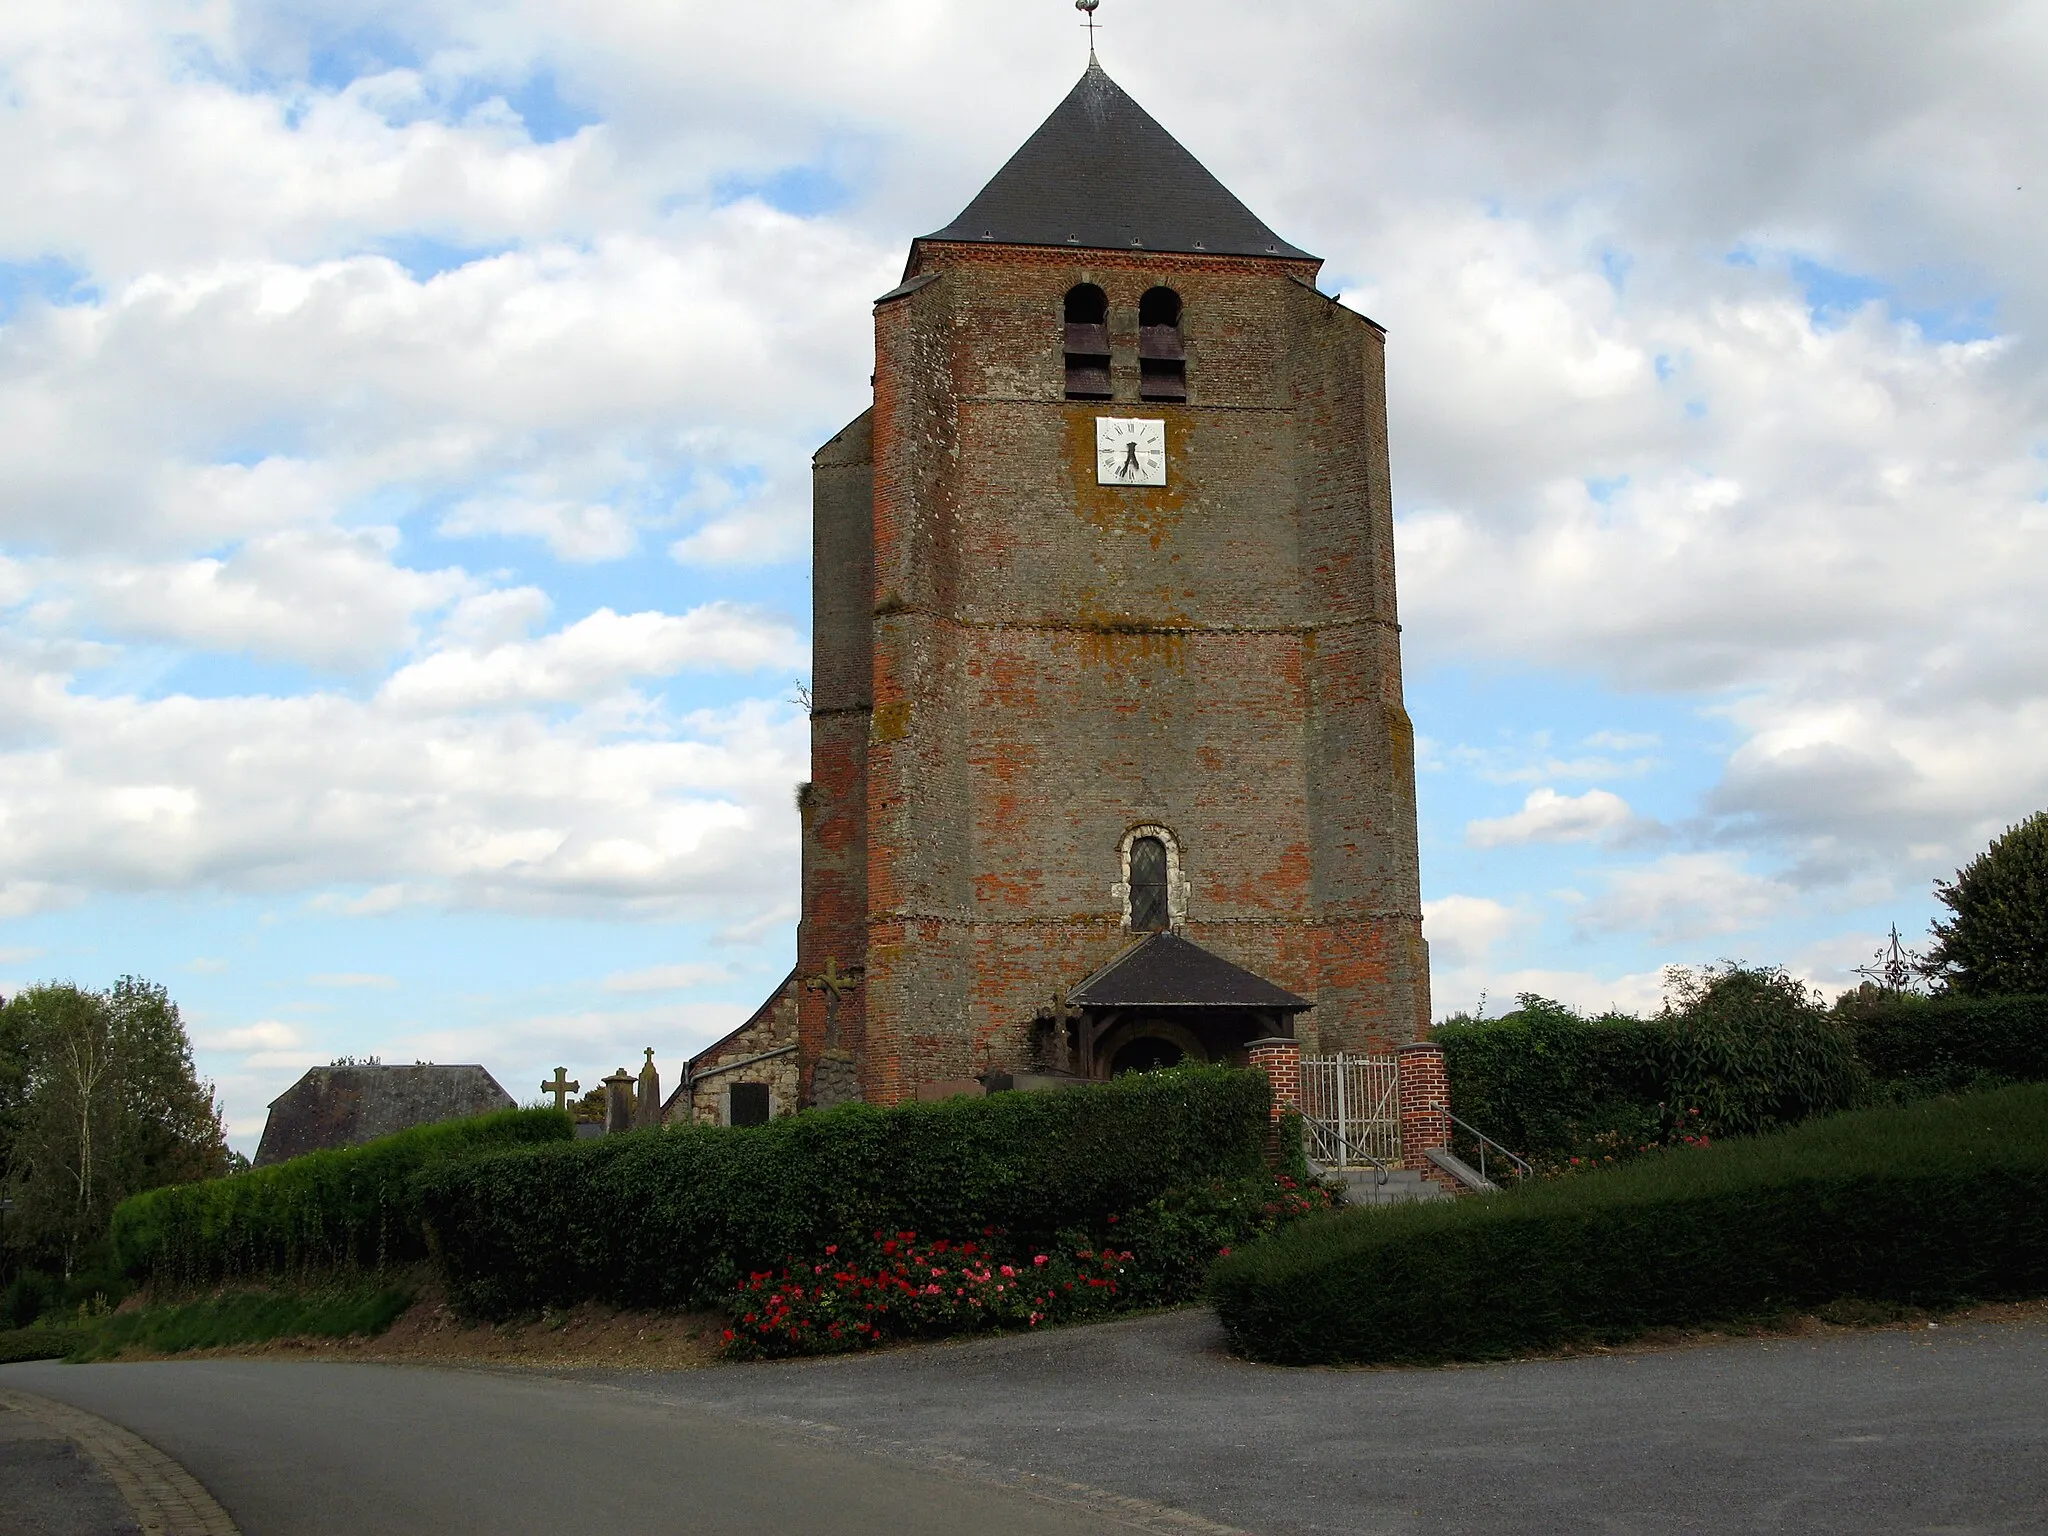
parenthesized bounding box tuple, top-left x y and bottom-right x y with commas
(1064, 406, 1186, 547)
(871, 699, 912, 742)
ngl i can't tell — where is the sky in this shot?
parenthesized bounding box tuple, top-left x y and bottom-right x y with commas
(2, 1, 2044, 1154)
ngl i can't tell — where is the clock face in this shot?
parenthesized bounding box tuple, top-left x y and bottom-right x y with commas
(1095, 417, 1167, 487)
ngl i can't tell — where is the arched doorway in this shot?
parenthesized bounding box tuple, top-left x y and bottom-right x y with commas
(1110, 1036, 1183, 1074)
(1095, 1017, 1209, 1077)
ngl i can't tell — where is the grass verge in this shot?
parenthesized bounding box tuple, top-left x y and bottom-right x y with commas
(67, 1283, 415, 1362)
(1210, 1083, 2048, 1366)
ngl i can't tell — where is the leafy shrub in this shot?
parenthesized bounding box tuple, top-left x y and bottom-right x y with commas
(420, 1066, 1270, 1319)
(722, 1171, 1337, 1359)
(1, 1260, 129, 1329)
(1210, 1083, 2048, 1366)
(0, 1325, 93, 1364)
(1926, 811, 2048, 996)
(1846, 993, 2048, 1097)
(112, 1108, 571, 1288)
(1437, 966, 1867, 1166)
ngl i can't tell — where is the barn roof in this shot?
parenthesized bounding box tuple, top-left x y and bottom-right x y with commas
(921, 59, 1314, 262)
(253, 1063, 514, 1166)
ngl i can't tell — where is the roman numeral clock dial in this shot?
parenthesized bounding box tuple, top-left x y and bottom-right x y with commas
(1095, 417, 1167, 487)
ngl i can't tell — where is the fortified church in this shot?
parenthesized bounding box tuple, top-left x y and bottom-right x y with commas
(675, 55, 1427, 1126)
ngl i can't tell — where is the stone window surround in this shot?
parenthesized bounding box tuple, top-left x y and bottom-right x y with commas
(1110, 823, 1190, 933)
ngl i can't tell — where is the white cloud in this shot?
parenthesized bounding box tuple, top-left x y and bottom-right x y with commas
(0, 645, 807, 916)
(440, 496, 640, 563)
(84, 529, 470, 670)
(1467, 788, 1651, 849)
(1421, 895, 1525, 968)
(308, 972, 397, 988)
(602, 962, 732, 993)
(197, 1019, 307, 1053)
(380, 603, 804, 712)
(1576, 853, 1796, 944)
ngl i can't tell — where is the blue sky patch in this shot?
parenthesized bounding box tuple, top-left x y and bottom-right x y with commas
(715, 163, 852, 217)
(374, 234, 515, 282)
(0, 258, 99, 320)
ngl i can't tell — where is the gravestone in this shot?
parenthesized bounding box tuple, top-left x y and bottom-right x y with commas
(635, 1048, 662, 1129)
(603, 1067, 635, 1134)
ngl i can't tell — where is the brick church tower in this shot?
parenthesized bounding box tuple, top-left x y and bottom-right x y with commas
(685, 59, 1428, 1120)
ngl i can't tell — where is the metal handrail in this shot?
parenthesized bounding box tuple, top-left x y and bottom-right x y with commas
(1442, 1108, 1533, 1184)
(1297, 1111, 1391, 1186)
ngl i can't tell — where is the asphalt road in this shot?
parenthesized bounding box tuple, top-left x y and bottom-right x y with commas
(0, 1357, 1147, 1536)
(6, 1309, 2046, 1535)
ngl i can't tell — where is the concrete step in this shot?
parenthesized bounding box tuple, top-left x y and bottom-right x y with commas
(1320, 1166, 1448, 1207)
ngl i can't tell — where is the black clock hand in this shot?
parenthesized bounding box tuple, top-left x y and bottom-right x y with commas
(1121, 442, 1140, 477)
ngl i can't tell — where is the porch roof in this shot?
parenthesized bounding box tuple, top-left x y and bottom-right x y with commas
(1067, 932, 1312, 1012)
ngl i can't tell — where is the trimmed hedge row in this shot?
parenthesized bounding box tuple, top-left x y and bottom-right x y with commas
(0, 1325, 92, 1365)
(1209, 1083, 2048, 1365)
(1436, 989, 1866, 1163)
(419, 1065, 1269, 1318)
(1847, 994, 2048, 1097)
(112, 1108, 571, 1288)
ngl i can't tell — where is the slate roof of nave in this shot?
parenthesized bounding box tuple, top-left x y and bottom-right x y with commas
(921, 58, 1315, 262)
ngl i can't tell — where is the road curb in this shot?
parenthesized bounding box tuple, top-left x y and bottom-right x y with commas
(0, 1387, 239, 1535)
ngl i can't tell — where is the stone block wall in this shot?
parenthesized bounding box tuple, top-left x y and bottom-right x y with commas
(673, 969, 802, 1126)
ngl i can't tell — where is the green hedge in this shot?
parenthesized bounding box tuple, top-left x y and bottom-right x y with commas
(420, 1066, 1269, 1319)
(112, 1108, 571, 1288)
(1436, 985, 1866, 1163)
(1848, 994, 2048, 1096)
(0, 1325, 92, 1364)
(1209, 1083, 2048, 1365)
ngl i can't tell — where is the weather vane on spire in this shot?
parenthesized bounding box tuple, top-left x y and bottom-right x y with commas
(1077, 0, 1102, 57)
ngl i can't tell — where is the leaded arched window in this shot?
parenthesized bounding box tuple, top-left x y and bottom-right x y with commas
(1114, 825, 1187, 933)
(1128, 835, 1169, 932)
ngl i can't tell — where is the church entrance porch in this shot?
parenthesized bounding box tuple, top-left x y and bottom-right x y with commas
(1037, 931, 1313, 1080)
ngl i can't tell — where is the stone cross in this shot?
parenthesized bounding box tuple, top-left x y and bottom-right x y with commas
(804, 956, 863, 1051)
(602, 1067, 635, 1134)
(540, 1068, 579, 1112)
(1044, 992, 1078, 1074)
(635, 1047, 662, 1130)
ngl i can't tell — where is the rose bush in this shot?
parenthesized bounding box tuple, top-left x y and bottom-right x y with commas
(724, 1171, 1338, 1358)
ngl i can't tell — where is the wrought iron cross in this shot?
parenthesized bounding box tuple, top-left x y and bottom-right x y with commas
(1077, 0, 1101, 53)
(805, 956, 864, 1050)
(540, 1067, 579, 1111)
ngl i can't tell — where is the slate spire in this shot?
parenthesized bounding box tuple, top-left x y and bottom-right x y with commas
(922, 59, 1314, 261)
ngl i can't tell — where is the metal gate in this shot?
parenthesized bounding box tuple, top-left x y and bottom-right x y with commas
(1299, 1053, 1401, 1168)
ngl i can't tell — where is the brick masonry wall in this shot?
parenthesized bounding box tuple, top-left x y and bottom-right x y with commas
(804, 239, 1429, 1106)
(1397, 1042, 1460, 1194)
(800, 409, 875, 1105)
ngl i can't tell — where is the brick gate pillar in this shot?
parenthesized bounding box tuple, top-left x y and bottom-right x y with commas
(1397, 1042, 1456, 1190)
(1247, 1037, 1301, 1163)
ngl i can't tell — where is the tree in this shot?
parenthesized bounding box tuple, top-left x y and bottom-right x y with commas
(1925, 811, 2048, 997)
(1, 978, 229, 1277)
